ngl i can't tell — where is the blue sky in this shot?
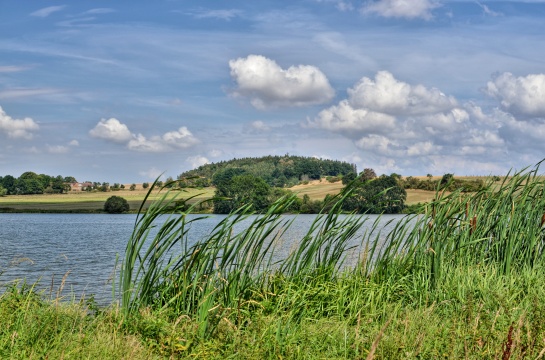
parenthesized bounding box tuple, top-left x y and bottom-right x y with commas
(1, 0, 545, 183)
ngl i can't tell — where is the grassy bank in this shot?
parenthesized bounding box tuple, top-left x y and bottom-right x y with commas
(3, 165, 545, 358)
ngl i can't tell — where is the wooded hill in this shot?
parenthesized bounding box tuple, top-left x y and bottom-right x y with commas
(178, 155, 357, 188)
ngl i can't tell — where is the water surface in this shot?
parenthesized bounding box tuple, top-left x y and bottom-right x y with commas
(0, 213, 406, 305)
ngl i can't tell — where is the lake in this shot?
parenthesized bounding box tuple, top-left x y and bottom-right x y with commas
(0, 213, 406, 305)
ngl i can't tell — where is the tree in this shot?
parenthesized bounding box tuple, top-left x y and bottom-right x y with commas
(142, 182, 149, 189)
(0, 184, 6, 196)
(360, 168, 377, 182)
(104, 196, 130, 213)
(343, 175, 406, 214)
(342, 172, 357, 185)
(130, 184, 136, 191)
(1, 175, 16, 194)
(213, 174, 271, 214)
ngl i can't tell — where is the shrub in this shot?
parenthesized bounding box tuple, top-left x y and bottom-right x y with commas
(104, 196, 130, 214)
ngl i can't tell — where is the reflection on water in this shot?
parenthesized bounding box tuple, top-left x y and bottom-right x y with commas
(0, 213, 406, 305)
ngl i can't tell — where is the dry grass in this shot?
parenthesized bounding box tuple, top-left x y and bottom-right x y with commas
(290, 179, 345, 201)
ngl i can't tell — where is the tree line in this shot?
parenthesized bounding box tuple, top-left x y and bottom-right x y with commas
(0, 172, 77, 195)
(178, 155, 357, 188)
(211, 167, 408, 215)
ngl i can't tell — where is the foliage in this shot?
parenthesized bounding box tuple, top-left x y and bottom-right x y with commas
(343, 174, 407, 213)
(6, 164, 545, 358)
(360, 168, 377, 181)
(104, 196, 130, 213)
(213, 173, 272, 213)
(401, 173, 485, 192)
(142, 182, 149, 189)
(117, 162, 545, 358)
(0, 184, 6, 196)
(179, 154, 357, 187)
(0, 172, 75, 195)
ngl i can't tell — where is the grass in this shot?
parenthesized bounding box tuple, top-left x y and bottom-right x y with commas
(4, 165, 545, 358)
(0, 187, 215, 212)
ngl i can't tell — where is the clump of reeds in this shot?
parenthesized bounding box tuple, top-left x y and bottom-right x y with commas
(120, 162, 545, 340)
(119, 181, 367, 336)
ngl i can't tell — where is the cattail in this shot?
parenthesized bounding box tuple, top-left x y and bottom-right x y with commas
(470, 215, 477, 234)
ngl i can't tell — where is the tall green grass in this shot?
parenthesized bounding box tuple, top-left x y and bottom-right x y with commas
(119, 162, 545, 353)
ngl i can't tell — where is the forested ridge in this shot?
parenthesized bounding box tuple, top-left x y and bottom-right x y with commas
(178, 155, 357, 188)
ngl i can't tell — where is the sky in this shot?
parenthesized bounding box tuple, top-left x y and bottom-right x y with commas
(1, 0, 545, 183)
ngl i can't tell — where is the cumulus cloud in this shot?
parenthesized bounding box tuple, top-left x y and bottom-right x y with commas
(89, 118, 133, 143)
(348, 71, 458, 116)
(30, 5, 66, 18)
(90, 118, 199, 153)
(162, 127, 199, 149)
(362, 0, 439, 20)
(186, 155, 210, 168)
(485, 72, 545, 118)
(0, 106, 40, 139)
(127, 127, 199, 152)
(309, 71, 510, 170)
(69, 139, 80, 146)
(310, 99, 396, 138)
(229, 55, 335, 109)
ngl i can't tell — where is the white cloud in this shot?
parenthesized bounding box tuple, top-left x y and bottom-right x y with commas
(83, 8, 115, 15)
(208, 149, 223, 158)
(348, 71, 458, 116)
(0, 106, 40, 139)
(89, 118, 133, 143)
(229, 55, 335, 109)
(193, 9, 243, 21)
(485, 72, 545, 118)
(251, 120, 270, 131)
(309, 71, 515, 170)
(309, 99, 396, 138)
(0, 88, 61, 100)
(161, 126, 199, 149)
(69, 139, 80, 146)
(186, 155, 210, 169)
(30, 5, 66, 18)
(127, 134, 168, 152)
(355, 134, 395, 154)
(46, 145, 69, 154)
(0, 65, 30, 73)
(361, 0, 439, 20)
(406, 141, 441, 156)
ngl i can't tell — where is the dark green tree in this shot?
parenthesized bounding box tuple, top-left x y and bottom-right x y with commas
(1, 175, 16, 195)
(104, 196, 130, 213)
(343, 174, 406, 214)
(213, 174, 271, 214)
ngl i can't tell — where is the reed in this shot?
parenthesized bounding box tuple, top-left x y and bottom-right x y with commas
(119, 162, 545, 344)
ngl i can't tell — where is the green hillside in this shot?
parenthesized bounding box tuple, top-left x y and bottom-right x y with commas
(178, 155, 357, 188)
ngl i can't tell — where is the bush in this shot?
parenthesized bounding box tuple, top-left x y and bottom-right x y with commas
(104, 196, 130, 214)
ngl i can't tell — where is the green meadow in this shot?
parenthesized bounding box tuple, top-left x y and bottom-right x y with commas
(3, 167, 545, 358)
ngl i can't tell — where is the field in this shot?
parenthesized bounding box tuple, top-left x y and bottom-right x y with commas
(0, 186, 215, 212)
(0, 178, 446, 212)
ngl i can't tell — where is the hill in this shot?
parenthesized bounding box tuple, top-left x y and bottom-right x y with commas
(178, 155, 357, 188)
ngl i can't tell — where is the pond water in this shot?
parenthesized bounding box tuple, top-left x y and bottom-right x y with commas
(0, 213, 407, 305)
